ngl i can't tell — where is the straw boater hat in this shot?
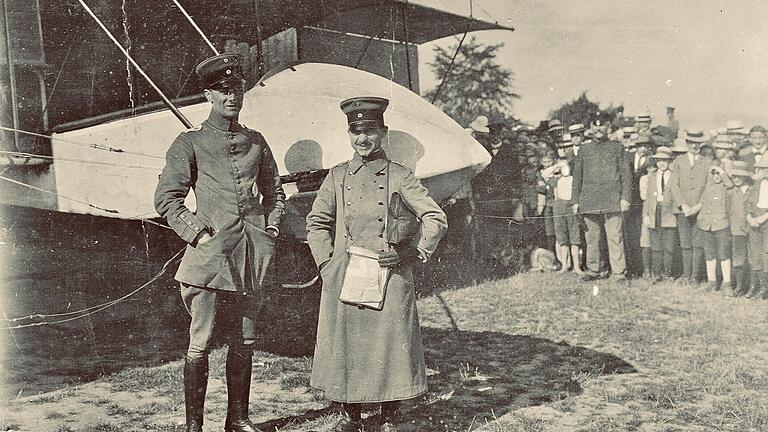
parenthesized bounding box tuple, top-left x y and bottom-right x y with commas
(623, 126, 638, 138)
(559, 133, 573, 148)
(728, 160, 753, 178)
(568, 123, 585, 135)
(713, 134, 734, 150)
(652, 146, 673, 160)
(685, 129, 707, 143)
(726, 120, 748, 136)
(636, 112, 652, 124)
(469, 115, 490, 133)
(671, 138, 689, 153)
(548, 119, 563, 133)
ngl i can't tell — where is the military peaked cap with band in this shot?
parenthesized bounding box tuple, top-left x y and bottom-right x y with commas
(195, 53, 244, 89)
(340, 96, 389, 128)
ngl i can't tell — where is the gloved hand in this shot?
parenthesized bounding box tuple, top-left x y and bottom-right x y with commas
(378, 244, 420, 268)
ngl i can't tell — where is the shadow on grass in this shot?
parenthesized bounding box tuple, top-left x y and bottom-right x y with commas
(254, 327, 636, 432)
(411, 328, 636, 431)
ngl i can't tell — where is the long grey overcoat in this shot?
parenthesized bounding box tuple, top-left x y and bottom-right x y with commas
(306, 151, 447, 403)
(154, 111, 285, 295)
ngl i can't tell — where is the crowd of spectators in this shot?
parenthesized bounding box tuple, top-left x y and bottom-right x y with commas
(441, 109, 768, 300)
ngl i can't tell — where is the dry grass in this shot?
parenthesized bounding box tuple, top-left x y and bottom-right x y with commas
(5, 270, 768, 431)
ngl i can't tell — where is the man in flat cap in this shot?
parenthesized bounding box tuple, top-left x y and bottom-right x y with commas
(155, 53, 285, 432)
(571, 120, 632, 281)
(306, 97, 447, 431)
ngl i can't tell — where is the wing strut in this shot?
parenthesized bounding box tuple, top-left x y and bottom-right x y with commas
(76, 0, 193, 128)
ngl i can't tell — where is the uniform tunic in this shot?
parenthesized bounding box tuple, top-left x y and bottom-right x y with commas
(154, 111, 285, 295)
(306, 150, 447, 403)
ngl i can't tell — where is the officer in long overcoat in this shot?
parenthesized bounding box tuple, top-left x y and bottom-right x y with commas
(306, 97, 447, 431)
(154, 53, 285, 432)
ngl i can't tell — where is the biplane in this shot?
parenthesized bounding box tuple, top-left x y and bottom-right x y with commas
(0, 0, 511, 287)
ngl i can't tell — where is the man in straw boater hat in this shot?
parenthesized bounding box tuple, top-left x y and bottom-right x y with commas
(571, 120, 632, 281)
(155, 53, 286, 432)
(713, 134, 736, 171)
(744, 154, 768, 299)
(726, 160, 753, 296)
(625, 133, 654, 277)
(568, 123, 586, 156)
(306, 97, 448, 431)
(643, 146, 677, 281)
(668, 129, 712, 285)
(737, 125, 768, 171)
(726, 120, 749, 151)
(635, 112, 652, 138)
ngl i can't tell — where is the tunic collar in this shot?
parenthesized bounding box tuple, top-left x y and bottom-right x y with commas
(205, 109, 241, 132)
(349, 150, 389, 174)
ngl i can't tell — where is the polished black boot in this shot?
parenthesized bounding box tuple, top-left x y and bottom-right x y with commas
(224, 349, 261, 432)
(184, 356, 208, 432)
(379, 401, 401, 432)
(333, 403, 364, 432)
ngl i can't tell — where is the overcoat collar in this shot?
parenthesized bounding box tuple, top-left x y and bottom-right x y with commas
(349, 150, 389, 174)
(205, 109, 241, 132)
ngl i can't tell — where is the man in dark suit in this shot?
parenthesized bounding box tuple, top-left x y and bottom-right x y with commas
(572, 121, 632, 281)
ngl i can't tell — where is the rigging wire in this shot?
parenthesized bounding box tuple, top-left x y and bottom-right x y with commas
(170, 0, 219, 55)
(430, 22, 471, 105)
(0, 150, 161, 171)
(0, 126, 164, 159)
(0, 248, 185, 329)
(0, 173, 173, 230)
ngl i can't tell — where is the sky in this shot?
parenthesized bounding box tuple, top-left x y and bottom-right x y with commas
(414, 0, 768, 130)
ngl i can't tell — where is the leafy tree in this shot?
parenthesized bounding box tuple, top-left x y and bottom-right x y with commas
(549, 92, 625, 130)
(425, 36, 520, 127)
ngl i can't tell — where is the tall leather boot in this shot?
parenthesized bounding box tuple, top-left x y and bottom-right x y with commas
(184, 356, 208, 432)
(746, 270, 762, 299)
(225, 349, 261, 432)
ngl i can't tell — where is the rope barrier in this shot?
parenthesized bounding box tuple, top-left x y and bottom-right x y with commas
(0, 248, 185, 330)
(0, 126, 164, 159)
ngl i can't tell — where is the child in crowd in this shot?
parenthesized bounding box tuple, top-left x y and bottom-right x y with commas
(745, 155, 768, 299)
(551, 160, 583, 273)
(638, 157, 658, 279)
(726, 161, 753, 296)
(537, 153, 557, 251)
(643, 147, 678, 280)
(694, 165, 734, 291)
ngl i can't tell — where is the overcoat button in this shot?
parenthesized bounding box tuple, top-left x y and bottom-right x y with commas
(378, 201, 384, 205)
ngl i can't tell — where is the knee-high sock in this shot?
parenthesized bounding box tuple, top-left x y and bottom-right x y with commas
(721, 259, 731, 283)
(705, 259, 717, 282)
(681, 248, 692, 278)
(692, 248, 705, 280)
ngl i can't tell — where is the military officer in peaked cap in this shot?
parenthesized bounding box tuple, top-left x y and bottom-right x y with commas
(306, 97, 447, 431)
(155, 53, 285, 432)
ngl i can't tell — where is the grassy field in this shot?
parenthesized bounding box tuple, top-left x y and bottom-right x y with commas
(2, 271, 768, 431)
